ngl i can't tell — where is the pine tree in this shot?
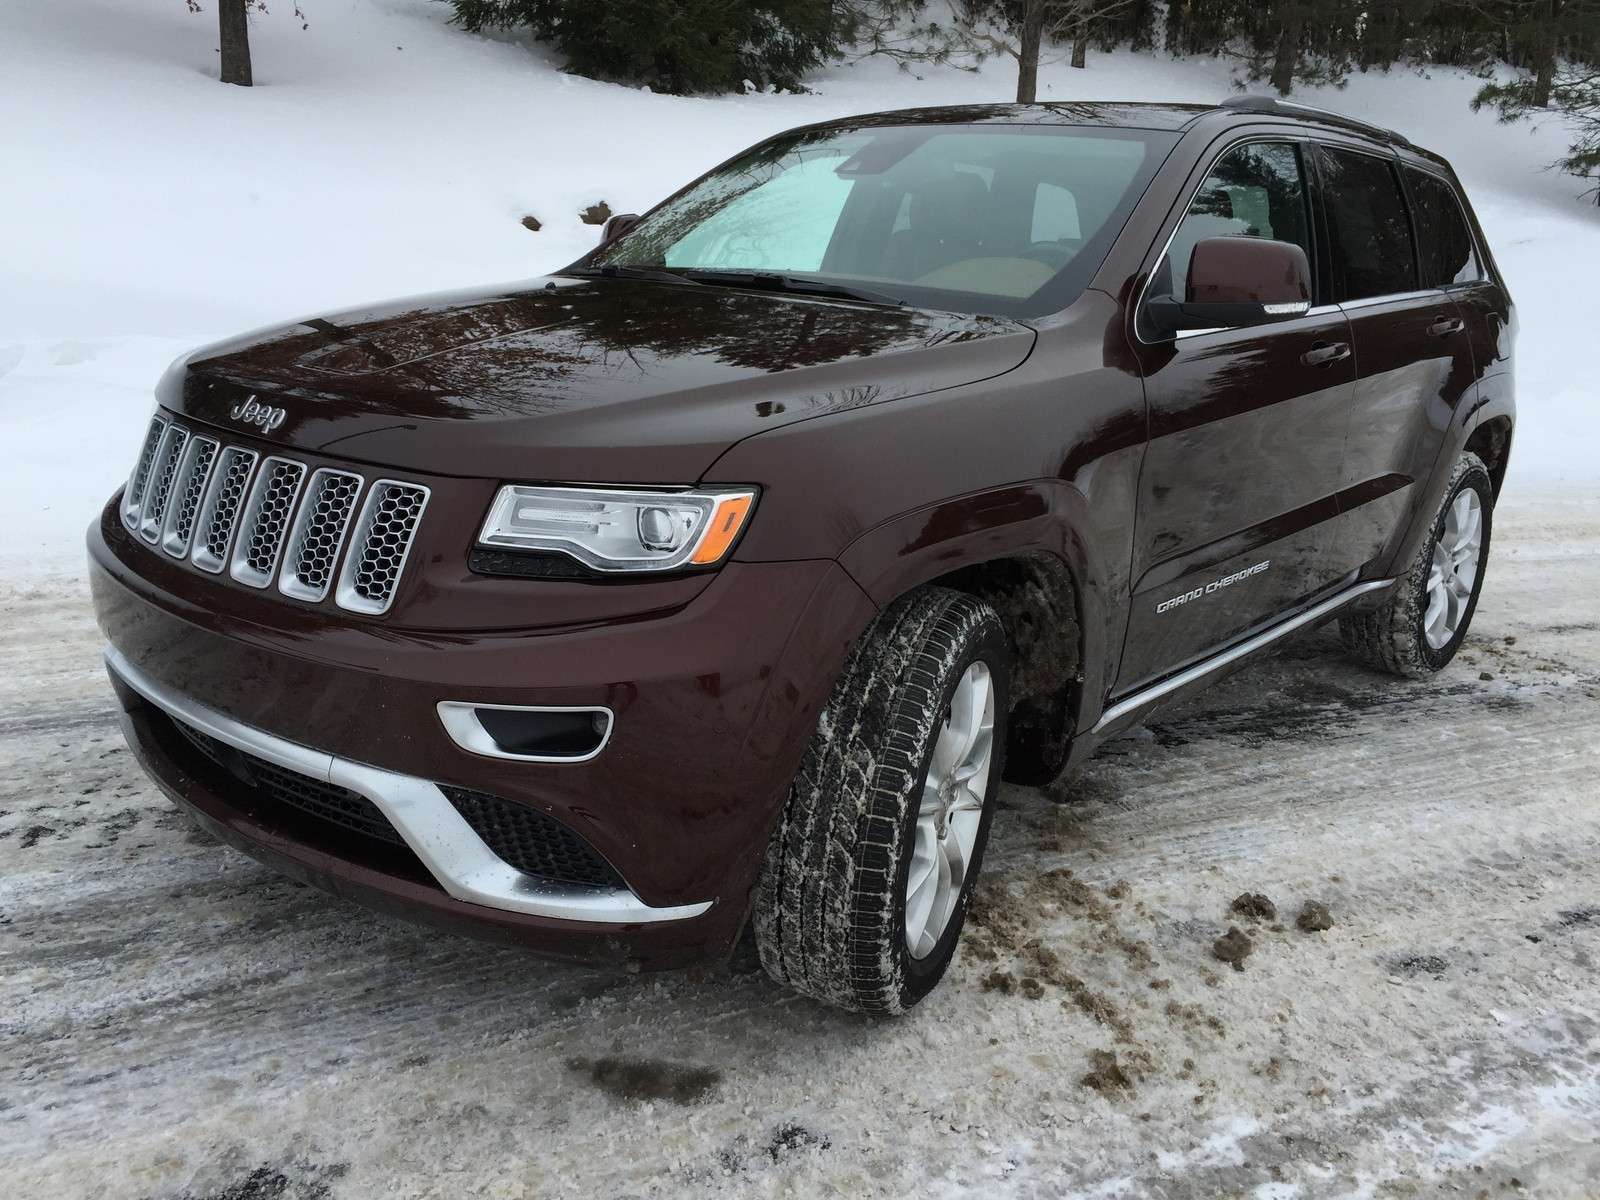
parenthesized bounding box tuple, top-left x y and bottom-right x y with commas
(447, 0, 851, 93)
(1470, 1, 1600, 199)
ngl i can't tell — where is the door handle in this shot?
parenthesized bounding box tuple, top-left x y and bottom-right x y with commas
(1428, 316, 1465, 337)
(1301, 341, 1351, 368)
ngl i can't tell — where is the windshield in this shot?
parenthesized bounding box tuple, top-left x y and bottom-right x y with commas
(586, 123, 1179, 318)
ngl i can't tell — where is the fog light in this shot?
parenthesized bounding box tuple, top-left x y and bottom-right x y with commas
(436, 702, 614, 762)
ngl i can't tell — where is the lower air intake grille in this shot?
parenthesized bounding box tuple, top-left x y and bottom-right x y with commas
(337, 481, 430, 615)
(169, 715, 408, 847)
(441, 786, 623, 889)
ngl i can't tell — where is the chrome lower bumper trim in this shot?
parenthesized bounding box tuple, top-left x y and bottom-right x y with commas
(105, 646, 712, 925)
(1093, 578, 1395, 734)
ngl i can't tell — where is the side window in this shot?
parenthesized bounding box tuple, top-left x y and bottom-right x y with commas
(1161, 141, 1310, 303)
(1318, 148, 1418, 301)
(1405, 168, 1483, 287)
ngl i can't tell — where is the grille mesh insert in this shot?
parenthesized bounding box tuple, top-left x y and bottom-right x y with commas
(161, 436, 219, 558)
(338, 482, 429, 614)
(138, 425, 190, 543)
(441, 786, 623, 889)
(231, 458, 307, 587)
(169, 715, 409, 847)
(192, 447, 259, 572)
(122, 417, 168, 528)
(119, 417, 427, 611)
(281, 469, 363, 600)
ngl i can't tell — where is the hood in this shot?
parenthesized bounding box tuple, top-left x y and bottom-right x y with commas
(162, 277, 1036, 483)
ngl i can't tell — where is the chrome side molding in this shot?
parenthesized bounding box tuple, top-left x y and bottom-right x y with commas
(104, 646, 711, 925)
(1093, 578, 1394, 735)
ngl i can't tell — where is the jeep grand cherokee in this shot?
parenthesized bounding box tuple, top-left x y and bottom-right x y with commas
(90, 96, 1513, 1014)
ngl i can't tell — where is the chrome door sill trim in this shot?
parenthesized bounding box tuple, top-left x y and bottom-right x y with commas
(1092, 578, 1394, 734)
(105, 646, 711, 925)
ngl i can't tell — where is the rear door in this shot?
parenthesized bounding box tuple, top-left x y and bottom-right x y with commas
(1313, 144, 1478, 576)
(1402, 164, 1512, 408)
(1118, 138, 1356, 694)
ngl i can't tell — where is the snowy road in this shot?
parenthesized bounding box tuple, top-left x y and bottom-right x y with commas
(3, 491, 1598, 1199)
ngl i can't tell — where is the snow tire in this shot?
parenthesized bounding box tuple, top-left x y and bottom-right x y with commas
(752, 586, 1009, 1016)
(1340, 451, 1494, 678)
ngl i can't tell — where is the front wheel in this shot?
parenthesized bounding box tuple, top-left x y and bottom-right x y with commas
(1341, 451, 1494, 678)
(752, 587, 1010, 1015)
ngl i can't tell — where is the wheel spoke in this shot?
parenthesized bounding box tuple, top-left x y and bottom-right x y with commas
(1423, 486, 1484, 650)
(903, 658, 997, 961)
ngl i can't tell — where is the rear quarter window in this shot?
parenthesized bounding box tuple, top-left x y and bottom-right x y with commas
(1404, 167, 1484, 287)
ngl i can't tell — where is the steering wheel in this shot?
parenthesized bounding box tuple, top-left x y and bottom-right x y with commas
(1020, 242, 1078, 270)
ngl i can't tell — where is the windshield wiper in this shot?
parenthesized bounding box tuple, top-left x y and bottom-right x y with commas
(563, 265, 702, 286)
(679, 271, 906, 308)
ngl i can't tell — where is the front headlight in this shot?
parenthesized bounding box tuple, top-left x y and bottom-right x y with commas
(477, 485, 758, 573)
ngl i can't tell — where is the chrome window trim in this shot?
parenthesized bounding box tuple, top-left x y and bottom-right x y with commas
(1336, 289, 1440, 312)
(106, 646, 710, 925)
(437, 701, 615, 763)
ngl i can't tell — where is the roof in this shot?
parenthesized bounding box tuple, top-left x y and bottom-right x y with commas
(789, 98, 1417, 151)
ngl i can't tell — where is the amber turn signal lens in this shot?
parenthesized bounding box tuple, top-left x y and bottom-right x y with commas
(690, 494, 755, 565)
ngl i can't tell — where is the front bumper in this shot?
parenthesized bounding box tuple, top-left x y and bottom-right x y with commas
(90, 504, 877, 970)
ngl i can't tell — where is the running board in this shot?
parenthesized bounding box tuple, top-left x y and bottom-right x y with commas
(1092, 578, 1394, 735)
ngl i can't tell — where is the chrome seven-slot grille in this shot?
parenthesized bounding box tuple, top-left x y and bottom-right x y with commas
(121, 414, 429, 615)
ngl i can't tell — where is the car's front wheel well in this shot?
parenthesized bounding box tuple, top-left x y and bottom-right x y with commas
(931, 552, 1082, 786)
(1464, 417, 1513, 500)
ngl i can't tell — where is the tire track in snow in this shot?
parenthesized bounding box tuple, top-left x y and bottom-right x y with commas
(2, 494, 1598, 1198)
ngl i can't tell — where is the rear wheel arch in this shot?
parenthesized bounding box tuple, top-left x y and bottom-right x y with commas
(1463, 415, 1512, 500)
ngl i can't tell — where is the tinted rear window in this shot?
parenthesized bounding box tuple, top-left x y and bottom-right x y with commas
(1405, 167, 1483, 287)
(1319, 147, 1418, 301)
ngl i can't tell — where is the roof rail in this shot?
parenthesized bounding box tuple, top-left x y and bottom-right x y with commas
(1218, 94, 1411, 148)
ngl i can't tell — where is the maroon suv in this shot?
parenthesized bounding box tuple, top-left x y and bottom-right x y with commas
(90, 97, 1513, 1014)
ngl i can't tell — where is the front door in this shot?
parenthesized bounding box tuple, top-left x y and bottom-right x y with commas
(1312, 145, 1479, 576)
(1118, 139, 1355, 694)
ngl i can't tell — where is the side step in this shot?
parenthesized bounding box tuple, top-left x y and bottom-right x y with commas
(1092, 578, 1395, 736)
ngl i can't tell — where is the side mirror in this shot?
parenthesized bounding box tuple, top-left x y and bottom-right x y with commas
(1145, 236, 1311, 335)
(600, 213, 644, 244)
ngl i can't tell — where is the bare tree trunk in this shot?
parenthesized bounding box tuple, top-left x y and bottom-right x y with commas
(1533, 54, 1556, 106)
(1270, 2, 1303, 96)
(1016, 0, 1046, 103)
(1072, 28, 1088, 69)
(220, 0, 253, 87)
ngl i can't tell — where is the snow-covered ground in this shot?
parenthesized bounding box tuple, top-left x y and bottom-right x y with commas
(3, 497, 1598, 1198)
(2, 0, 1599, 576)
(3, 3, 1599, 1197)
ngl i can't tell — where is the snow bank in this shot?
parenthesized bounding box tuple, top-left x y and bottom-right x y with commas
(2, 0, 1596, 578)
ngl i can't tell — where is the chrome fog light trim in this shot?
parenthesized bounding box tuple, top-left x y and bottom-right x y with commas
(437, 701, 615, 763)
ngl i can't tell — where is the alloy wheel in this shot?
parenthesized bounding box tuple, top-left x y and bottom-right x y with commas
(1424, 488, 1484, 650)
(905, 661, 996, 960)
